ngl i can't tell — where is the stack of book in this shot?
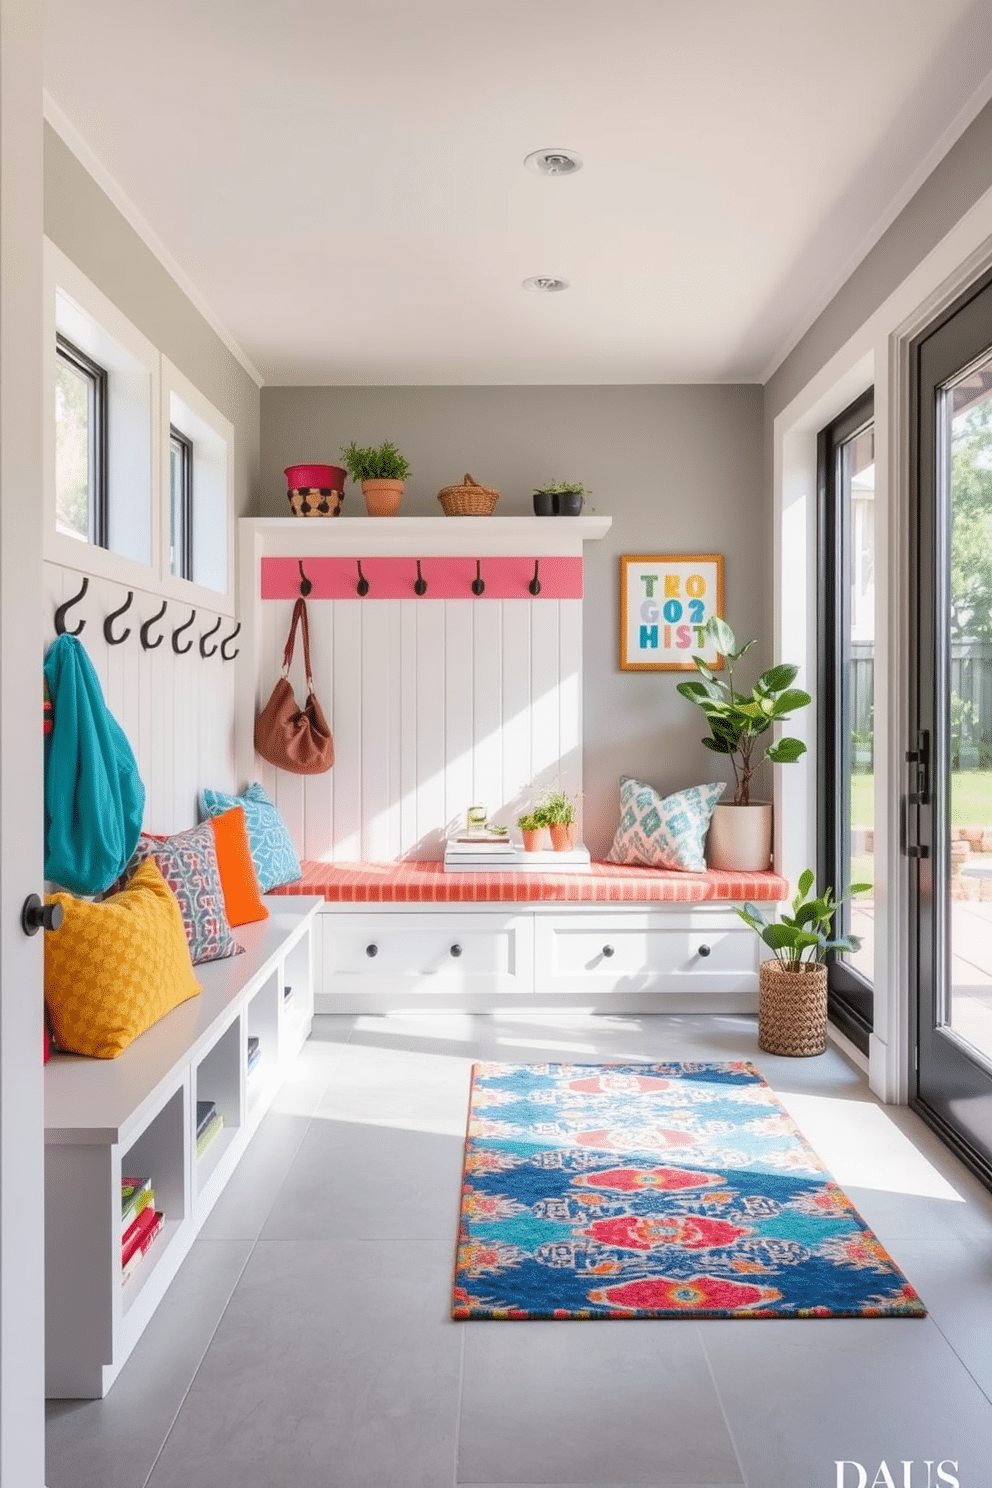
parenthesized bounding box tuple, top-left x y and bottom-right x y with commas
(443, 831, 517, 874)
(196, 1099, 224, 1158)
(121, 1175, 163, 1285)
(247, 1035, 261, 1078)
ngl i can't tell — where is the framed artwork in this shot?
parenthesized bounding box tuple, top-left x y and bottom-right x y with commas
(619, 554, 724, 671)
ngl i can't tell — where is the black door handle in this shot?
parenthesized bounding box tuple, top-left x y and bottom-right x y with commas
(698, 944, 711, 957)
(366, 943, 378, 957)
(602, 944, 615, 957)
(450, 944, 463, 957)
(22, 895, 64, 936)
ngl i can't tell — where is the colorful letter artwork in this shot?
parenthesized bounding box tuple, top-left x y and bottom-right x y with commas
(619, 554, 724, 671)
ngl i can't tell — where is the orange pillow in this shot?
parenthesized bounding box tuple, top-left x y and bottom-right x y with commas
(207, 806, 269, 926)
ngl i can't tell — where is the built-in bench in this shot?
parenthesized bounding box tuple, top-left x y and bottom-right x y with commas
(44, 896, 323, 1399)
(271, 862, 788, 1014)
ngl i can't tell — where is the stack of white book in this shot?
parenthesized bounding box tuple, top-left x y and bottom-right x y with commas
(443, 837, 592, 873)
(444, 833, 517, 872)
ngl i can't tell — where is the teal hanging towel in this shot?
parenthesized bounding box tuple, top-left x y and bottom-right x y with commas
(44, 633, 146, 895)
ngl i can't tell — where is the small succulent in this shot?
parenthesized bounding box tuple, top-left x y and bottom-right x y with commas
(534, 479, 590, 495)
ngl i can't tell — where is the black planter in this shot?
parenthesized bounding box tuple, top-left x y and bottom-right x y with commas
(533, 490, 557, 516)
(556, 490, 584, 516)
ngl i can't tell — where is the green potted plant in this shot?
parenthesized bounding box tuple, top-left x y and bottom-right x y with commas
(675, 615, 811, 870)
(341, 440, 411, 517)
(734, 871, 870, 1055)
(517, 807, 549, 852)
(533, 480, 591, 517)
(539, 789, 579, 850)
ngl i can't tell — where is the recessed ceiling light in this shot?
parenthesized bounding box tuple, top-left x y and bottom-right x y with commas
(524, 148, 583, 177)
(522, 276, 569, 293)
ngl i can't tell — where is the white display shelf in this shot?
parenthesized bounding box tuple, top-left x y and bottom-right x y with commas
(240, 514, 611, 558)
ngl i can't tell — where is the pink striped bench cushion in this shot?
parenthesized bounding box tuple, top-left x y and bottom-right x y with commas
(269, 860, 788, 905)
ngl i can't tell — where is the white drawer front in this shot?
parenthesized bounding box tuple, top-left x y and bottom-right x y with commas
(534, 911, 757, 994)
(321, 912, 533, 997)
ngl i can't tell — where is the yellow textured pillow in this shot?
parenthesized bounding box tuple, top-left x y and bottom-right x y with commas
(44, 858, 201, 1059)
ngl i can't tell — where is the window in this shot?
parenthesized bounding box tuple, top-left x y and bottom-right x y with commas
(55, 334, 107, 547)
(818, 389, 876, 1052)
(169, 425, 193, 580)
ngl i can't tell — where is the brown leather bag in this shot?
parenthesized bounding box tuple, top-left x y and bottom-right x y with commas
(254, 598, 334, 774)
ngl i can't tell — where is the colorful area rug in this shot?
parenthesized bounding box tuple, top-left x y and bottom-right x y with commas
(453, 1062, 926, 1320)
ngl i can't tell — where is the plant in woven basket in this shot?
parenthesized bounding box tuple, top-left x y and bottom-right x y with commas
(675, 616, 811, 806)
(734, 870, 871, 972)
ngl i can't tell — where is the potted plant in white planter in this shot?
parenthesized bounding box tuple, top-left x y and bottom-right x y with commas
(341, 440, 411, 517)
(676, 616, 811, 870)
(734, 871, 869, 1055)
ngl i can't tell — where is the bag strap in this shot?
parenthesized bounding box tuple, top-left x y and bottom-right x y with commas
(281, 598, 315, 690)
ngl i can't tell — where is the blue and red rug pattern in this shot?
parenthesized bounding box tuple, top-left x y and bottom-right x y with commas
(453, 1061, 926, 1321)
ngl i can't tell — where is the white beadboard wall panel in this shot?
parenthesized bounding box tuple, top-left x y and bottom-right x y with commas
(303, 601, 335, 861)
(472, 601, 503, 825)
(248, 593, 585, 861)
(330, 601, 363, 859)
(43, 562, 237, 837)
(414, 602, 446, 858)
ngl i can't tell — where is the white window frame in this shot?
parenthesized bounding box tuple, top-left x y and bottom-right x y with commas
(44, 238, 158, 585)
(772, 187, 992, 1107)
(159, 356, 234, 614)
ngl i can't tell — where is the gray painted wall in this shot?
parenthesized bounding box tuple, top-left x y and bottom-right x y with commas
(260, 384, 765, 856)
(765, 96, 992, 420)
(43, 125, 261, 519)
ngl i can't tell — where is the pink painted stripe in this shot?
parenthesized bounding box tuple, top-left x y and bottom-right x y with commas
(260, 555, 583, 601)
(270, 860, 789, 904)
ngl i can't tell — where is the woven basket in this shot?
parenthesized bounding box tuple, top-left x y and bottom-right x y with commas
(758, 961, 828, 1057)
(437, 473, 499, 516)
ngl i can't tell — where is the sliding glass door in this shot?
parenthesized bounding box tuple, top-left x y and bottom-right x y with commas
(912, 269, 992, 1179)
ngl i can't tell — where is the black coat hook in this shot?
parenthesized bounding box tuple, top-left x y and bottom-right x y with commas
(472, 559, 485, 596)
(54, 575, 89, 636)
(220, 621, 241, 661)
(414, 559, 427, 596)
(529, 559, 542, 596)
(172, 609, 196, 654)
(140, 600, 168, 650)
(356, 560, 369, 597)
(298, 560, 313, 597)
(103, 590, 134, 646)
(199, 615, 223, 658)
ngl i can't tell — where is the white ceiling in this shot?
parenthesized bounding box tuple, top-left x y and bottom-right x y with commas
(42, 0, 992, 388)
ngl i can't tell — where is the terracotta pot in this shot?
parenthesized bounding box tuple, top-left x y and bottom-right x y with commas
(362, 479, 404, 516)
(549, 822, 577, 851)
(758, 960, 828, 1057)
(520, 828, 547, 852)
(706, 801, 773, 871)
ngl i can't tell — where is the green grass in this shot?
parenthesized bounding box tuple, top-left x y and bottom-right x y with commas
(850, 769, 992, 828)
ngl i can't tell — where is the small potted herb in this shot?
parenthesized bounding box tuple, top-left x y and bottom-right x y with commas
(735, 871, 870, 1055)
(517, 808, 549, 852)
(533, 480, 591, 517)
(341, 440, 411, 517)
(539, 789, 579, 850)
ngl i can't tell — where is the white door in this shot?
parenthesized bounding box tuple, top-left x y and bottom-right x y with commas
(0, 3, 46, 1483)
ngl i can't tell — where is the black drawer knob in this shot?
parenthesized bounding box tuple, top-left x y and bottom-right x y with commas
(698, 944, 711, 957)
(450, 943, 463, 957)
(602, 944, 615, 958)
(366, 943, 378, 958)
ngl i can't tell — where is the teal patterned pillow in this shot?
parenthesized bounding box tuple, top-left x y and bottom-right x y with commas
(606, 777, 726, 872)
(198, 783, 301, 892)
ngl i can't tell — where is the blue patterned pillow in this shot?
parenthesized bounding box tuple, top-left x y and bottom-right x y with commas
(606, 777, 726, 872)
(198, 783, 301, 892)
(128, 822, 241, 964)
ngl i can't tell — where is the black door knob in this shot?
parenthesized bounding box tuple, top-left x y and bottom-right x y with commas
(450, 944, 463, 957)
(602, 944, 615, 958)
(21, 894, 64, 937)
(366, 943, 378, 958)
(698, 944, 711, 957)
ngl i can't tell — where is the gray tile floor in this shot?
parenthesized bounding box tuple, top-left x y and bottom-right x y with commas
(46, 1013, 992, 1488)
